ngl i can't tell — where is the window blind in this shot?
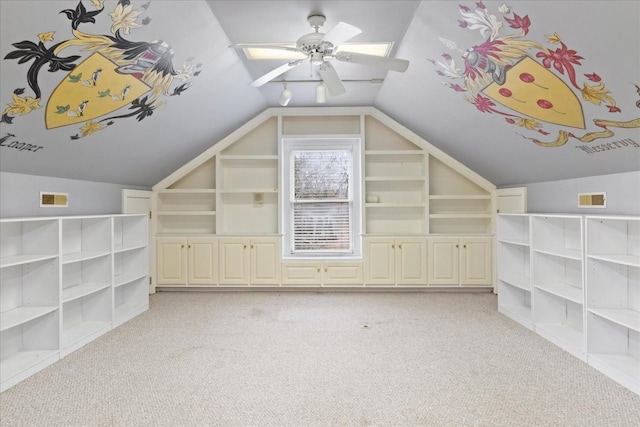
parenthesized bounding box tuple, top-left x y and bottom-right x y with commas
(291, 150, 352, 252)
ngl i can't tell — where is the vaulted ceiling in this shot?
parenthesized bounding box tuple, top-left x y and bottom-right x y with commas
(1, 1, 638, 188)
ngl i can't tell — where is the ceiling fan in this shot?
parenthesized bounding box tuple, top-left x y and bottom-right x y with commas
(230, 14, 410, 96)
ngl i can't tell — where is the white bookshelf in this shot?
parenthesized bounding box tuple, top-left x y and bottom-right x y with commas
(0, 218, 60, 391)
(497, 213, 639, 395)
(585, 216, 639, 394)
(0, 214, 149, 392)
(497, 214, 532, 328)
(531, 215, 585, 359)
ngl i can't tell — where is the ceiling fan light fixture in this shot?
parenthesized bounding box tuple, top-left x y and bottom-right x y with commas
(315, 83, 326, 103)
(279, 84, 292, 106)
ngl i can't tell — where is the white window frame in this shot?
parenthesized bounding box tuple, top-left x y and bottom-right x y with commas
(281, 137, 362, 259)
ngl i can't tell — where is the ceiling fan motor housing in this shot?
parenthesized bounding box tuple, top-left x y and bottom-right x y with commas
(297, 14, 334, 58)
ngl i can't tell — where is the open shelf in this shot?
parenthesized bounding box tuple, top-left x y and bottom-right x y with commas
(498, 280, 532, 329)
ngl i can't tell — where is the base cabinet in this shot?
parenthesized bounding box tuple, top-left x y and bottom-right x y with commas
(219, 237, 280, 285)
(156, 237, 218, 285)
(427, 237, 492, 286)
(364, 237, 427, 286)
(281, 261, 363, 286)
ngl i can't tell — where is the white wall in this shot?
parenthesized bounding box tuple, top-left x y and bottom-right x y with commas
(519, 171, 640, 215)
(0, 172, 149, 218)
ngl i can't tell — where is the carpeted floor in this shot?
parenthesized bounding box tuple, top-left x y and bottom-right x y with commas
(1, 291, 639, 426)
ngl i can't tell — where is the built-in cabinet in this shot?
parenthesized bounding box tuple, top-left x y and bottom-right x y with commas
(152, 108, 496, 289)
(0, 214, 148, 392)
(497, 213, 639, 395)
(364, 237, 427, 286)
(281, 260, 364, 286)
(156, 237, 218, 285)
(427, 237, 492, 286)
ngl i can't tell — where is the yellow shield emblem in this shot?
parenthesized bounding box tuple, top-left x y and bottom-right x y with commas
(483, 56, 585, 129)
(45, 53, 150, 129)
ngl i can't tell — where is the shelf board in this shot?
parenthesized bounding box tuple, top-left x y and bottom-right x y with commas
(430, 195, 491, 200)
(0, 350, 59, 382)
(159, 189, 215, 194)
(365, 176, 425, 182)
(533, 247, 582, 261)
(0, 306, 58, 331)
(61, 250, 111, 265)
(499, 275, 531, 292)
(366, 203, 425, 208)
(535, 323, 584, 353)
(535, 283, 583, 304)
(62, 282, 111, 303)
(219, 155, 278, 160)
(113, 242, 147, 254)
(115, 301, 147, 321)
(498, 238, 530, 247)
(114, 271, 147, 288)
(63, 321, 111, 348)
(429, 213, 492, 219)
(589, 308, 640, 332)
(587, 253, 640, 268)
(157, 211, 216, 216)
(219, 189, 278, 194)
(365, 150, 424, 155)
(588, 353, 640, 386)
(498, 303, 532, 329)
(0, 254, 58, 269)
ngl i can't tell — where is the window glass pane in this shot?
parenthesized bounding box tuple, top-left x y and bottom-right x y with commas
(292, 202, 351, 251)
(293, 150, 350, 200)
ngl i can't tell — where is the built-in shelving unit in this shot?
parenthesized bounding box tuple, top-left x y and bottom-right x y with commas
(152, 107, 496, 290)
(0, 214, 149, 392)
(428, 156, 492, 234)
(497, 213, 639, 395)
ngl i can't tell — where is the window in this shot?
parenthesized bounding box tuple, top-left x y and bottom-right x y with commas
(282, 138, 361, 258)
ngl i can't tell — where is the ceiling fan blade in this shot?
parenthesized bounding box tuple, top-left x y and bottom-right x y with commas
(318, 62, 346, 96)
(321, 22, 362, 47)
(335, 51, 409, 72)
(249, 60, 305, 87)
(230, 43, 303, 55)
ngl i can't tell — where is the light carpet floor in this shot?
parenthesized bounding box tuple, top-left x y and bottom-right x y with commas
(1, 291, 639, 426)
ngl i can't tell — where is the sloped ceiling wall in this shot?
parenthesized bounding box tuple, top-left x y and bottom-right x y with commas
(376, 1, 640, 186)
(0, 1, 638, 188)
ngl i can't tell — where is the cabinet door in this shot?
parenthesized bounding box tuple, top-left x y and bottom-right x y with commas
(365, 238, 395, 285)
(460, 237, 492, 286)
(219, 238, 249, 285)
(428, 237, 459, 285)
(323, 262, 364, 285)
(396, 238, 427, 285)
(188, 238, 218, 285)
(281, 262, 322, 286)
(250, 238, 280, 285)
(156, 238, 187, 285)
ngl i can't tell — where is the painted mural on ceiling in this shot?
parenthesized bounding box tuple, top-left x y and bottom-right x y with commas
(431, 2, 640, 151)
(1, 0, 200, 142)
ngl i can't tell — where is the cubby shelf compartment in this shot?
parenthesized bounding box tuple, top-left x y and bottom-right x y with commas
(534, 287, 586, 359)
(498, 281, 532, 329)
(0, 311, 59, 392)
